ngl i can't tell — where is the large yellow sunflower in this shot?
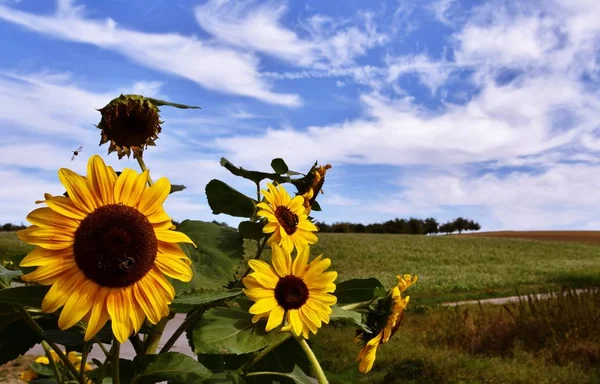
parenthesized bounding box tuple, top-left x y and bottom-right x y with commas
(242, 243, 337, 339)
(17, 155, 194, 343)
(256, 183, 318, 254)
(355, 274, 417, 373)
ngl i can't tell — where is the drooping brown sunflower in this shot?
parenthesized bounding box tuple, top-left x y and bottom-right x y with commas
(297, 164, 331, 214)
(17, 155, 194, 343)
(256, 183, 318, 254)
(96, 94, 163, 159)
(243, 243, 337, 338)
(355, 274, 418, 373)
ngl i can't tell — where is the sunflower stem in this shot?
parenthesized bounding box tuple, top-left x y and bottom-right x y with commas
(235, 236, 268, 288)
(129, 334, 145, 356)
(236, 333, 292, 374)
(111, 336, 120, 384)
(80, 342, 91, 383)
(160, 308, 205, 354)
(41, 340, 63, 384)
(144, 315, 171, 354)
(93, 336, 111, 358)
(295, 337, 329, 384)
(19, 307, 85, 384)
(136, 156, 154, 186)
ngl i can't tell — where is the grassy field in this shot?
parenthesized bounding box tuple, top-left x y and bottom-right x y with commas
(461, 230, 600, 245)
(2, 229, 600, 383)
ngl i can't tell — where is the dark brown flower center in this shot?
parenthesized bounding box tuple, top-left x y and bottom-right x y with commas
(274, 275, 309, 310)
(73, 204, 157, 287)
(275, 206, 298, 235)
(103, 100, 161, 147)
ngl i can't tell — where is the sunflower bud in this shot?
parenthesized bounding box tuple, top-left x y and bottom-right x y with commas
(96, 94, 200, 159)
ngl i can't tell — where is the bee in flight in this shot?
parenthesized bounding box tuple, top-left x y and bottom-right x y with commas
(71, 146, 83, 161)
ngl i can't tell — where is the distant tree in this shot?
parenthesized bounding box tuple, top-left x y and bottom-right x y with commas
(408, 217, 425, 234)
(423, 217, 439, 235)
(1, 223, 11, 231)
(467, 220, 481, 232)
(453, 217, 469, 234)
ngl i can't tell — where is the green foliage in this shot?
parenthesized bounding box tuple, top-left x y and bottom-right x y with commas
(205, 180, 256, 218)
(170, 290, 243, 313)
(0, 317, 42, 365)
(0, 265, 22, 288)
(132, 352, 212, 384)
(334, 278, 385, 305)
(238, 221, 265, 242)
(191, 307, 289, 355)
(0, 285, 50, 308)
(170, 184, 186, 194)
(270, 158, 289, 174)
(173, 220, 246, 294)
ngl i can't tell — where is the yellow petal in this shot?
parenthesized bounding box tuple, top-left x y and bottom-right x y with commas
(148, 268, 176, 303)
(279, 234, 294, 255)
(17, 226, 73, 250)
(263, 221, 279, 234)
(58, 280, 97, 330)
(87, 155, 117, 206)
(133, 280, 162, 324)
(107, 289, 133, 343)
(243, 287, 274, 301)
(43, 195, 86, 220)
(85, 288, 110, 341)
(288, 196, 305, 214)
(130, 297, 146, 334)
(58, 168, 96, 213)
(20, 247, 72, 267)
(155, 229, 195, 245)
(297, 219, 318, 232)
(22, 259, 77, 285)
(265, 305, 284, 332)
(292, 246, 310, 276)
(137, 177, 170, 216)
(249, 297, 278, 315)
(26, 207, 79, 229)
(41, 271, 85, 313)
(287, 309, 303, 336)
(311, 293, 337, 306)
(155, 254, 193, 282)
(269, 243, 291, 278)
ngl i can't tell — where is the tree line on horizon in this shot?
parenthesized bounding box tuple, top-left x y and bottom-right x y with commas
(314, 217, 481, 235)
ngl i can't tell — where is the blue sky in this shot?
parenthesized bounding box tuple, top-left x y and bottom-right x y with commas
(0, 0, 599, 231)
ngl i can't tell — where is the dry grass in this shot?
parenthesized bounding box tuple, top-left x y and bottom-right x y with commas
(460, 230, 600, 245)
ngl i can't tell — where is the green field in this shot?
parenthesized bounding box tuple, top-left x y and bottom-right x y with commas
(2, 230, 600, 383)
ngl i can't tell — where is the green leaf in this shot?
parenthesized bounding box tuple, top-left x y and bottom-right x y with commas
(0, 317, 42, 365)
(0, 304, 21, 329)
(0, 265, 22, 288)
(310, 200, 322, 212)
(146, 97, 201, 109)
(329, 306, 367, 331)
(220, 158, 290, 185)
(246, 338, 310, 384)
(28, 361, 54, 377)
(250, 366, 317, 384)
(173, 221, 246, 294)
(43, 329, 85, 348)
(170, 290, 243, 313)
(206, 180, 256, 218)
(170, 184, 186, 194)
(0, 285, 50, 308)
(132, 352, 211, 384)
(202, 372, 247, 384)
(238, 221, 265, 241)
(270, 158, 289, 174)
(191, 307, 289, 355)
(334, 278, 385, 305)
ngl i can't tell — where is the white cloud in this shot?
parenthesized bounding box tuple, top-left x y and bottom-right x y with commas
(428, 0, 458, 26)
(386, 53, 455, 93)
(0, 1, 301, 107)
(194, 0, 387, 69)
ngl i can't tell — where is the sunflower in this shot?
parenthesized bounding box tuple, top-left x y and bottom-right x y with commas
(243, 243, 337, 338)
(256, 183, 318, 254)
(17, 155, 194, 343)
(355, 274, 418, 373)
(296, 164, 331, 215)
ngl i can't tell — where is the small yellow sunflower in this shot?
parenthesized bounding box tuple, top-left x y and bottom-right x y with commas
(17, 155, 194, 343)
(256, 183, 318, 254)
(19, 369, 37, 383)
(243, 243, 337, 338)
(21, 350, 93, 383)
(355, 274, 417, 373)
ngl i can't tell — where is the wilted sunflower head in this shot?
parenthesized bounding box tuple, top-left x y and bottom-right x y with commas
(97, 94, 162, 159)
(293, 163, 332, 214)
(355, 274, 417, 373)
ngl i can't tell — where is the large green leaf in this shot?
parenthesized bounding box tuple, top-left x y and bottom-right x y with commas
(0, 304, 21, 329)
(329, 305, 367, 331)
(270, 158, 289, 174)
(249, 366, 317, 384)
(220, 158, 290, 185)
(202, 372, 247, 384)
(334, 278, 385, 305)
(0, 285, 50, 308)
(170, 184, 186, 194)
(132, 352, 211, 384)
(28, 361, 54, 377)
(247, 338, 311, 384)
(173, 220, 246, 294)
(191, 307, 289, 355)
(0, 317, 42, 365)
(238, 221, 265, 242)
(0, 265, 22, 288)
(205, 180, 256, 218)
(170, 290, 243, 313)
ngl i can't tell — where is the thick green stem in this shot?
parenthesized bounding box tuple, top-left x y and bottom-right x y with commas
(41, 341, 62, 384)
(160, 308, 204, 354)
(129, 334, 145, 356)
(136, 156, 154, 186)
(236, 333, 292, 374)
(19, 307, 84, 384)
(80, 342, 91, 383)
(145, 315, 171, 354)
(296, 337, 329, 384)
(111, 337, 120, 384)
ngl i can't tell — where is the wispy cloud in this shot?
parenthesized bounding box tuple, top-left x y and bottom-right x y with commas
(0, 1, 301, 106)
